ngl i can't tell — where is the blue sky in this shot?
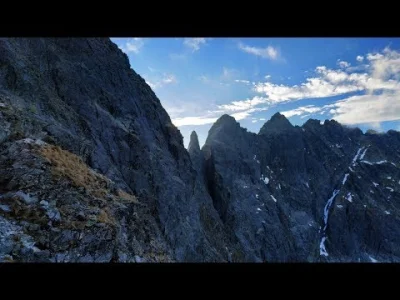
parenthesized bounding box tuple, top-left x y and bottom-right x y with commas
(111, 38, 400, 148)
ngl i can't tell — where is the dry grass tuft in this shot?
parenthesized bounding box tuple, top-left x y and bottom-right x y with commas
(97, 208, 116, 225)
(116, 189, 139, 203)
(39, 145, 110, 199)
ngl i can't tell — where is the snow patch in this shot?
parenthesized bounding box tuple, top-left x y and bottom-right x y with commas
(323, 189, 340, 230)
(373, 182, 379, 187)
(253, 155, 257, 160)
(386, 187, 394, 192)
(255, 194, 259, 199)
(360, 147, 368, 160)
(345, 192, 353, 202)
(342, 173, 350, 185)
(271, 195, 277, 202)
(377, 160, 388, 164)
(369, 256, 378, 263)
(305, 182, 309, 188)
(370, 190, 374, 194)
(349, 167, 354, 172)
(361, 160, 373, 165)
(278, 184, 281, 190)
(257, 208, 262, 211)
(387, 176, 392, 180)
(337, 205, 343, 208)
(391, 162, 397, 167)
(257, 160, 260, 164)
(352, 147, 364, 166)
(320, 237, 329, 257)
(260, 175, 269, 185)
(385, 210, 391, 215)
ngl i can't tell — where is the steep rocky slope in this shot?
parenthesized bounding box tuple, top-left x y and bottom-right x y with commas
(0, 38, 239, 262)
(202, 113, 400, 262)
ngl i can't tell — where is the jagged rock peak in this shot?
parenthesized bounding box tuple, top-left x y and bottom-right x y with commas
(214, 114, 238, 127)
(303, 118, 322, 129)
(188, 131, 200, 153)
(259, 112, 293, 135)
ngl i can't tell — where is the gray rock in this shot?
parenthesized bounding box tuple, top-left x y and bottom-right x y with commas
(0, 205, 11, 212)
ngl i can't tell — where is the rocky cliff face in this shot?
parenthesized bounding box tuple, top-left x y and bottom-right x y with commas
(0, 38, 399, 263)
(0, 38, 239, 262)
(203, 113, 400, 262)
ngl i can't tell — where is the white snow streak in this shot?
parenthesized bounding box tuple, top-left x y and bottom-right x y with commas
(323, 189, 340, 230)
(386, 187, 394, 192)
(360, 147, 369, 160)
(369, 256, 378, 263)
(320, 237, 329, 257)
(271, 195, 277, 202)
(342, 173, 350, 185)
(352, 147, 365, 166)
(373, 182, 379, 187)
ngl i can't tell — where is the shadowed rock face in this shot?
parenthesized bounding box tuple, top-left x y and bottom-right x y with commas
(1, 38, 400, 263)
(0, 38, 241, 262)
(203, 113, 400, 262)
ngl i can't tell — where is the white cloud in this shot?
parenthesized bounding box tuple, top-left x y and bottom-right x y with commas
(265, 75, 271, 79)
(183, 38, 208, 52)
(356, 55, 364, 62)
(329, 92, 400, 125)
(259, 118, 266, 121)
(145, 73, 178, 89)
(281, 105, 324, 118)
(238, 42, 280, 60)
(172, 46, 400, 128)
(252, 120, 258, 123)
(231, 107, 268, 120)
(369, 122, 382, 131)
(162, 74, 177, 84)
(338, 60, 351, 68)
(235, 79, 251, 85)
(253, 52, 400, 103)
(218, 96, 268, 111)
(121, 38, 144, 54)
(172, 116, 218, 126)
(146, 80, 157, 90)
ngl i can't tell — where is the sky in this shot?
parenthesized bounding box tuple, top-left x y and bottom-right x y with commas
(110, 38, 400, 148)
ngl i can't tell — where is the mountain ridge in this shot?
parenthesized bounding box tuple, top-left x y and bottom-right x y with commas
(0, 38, 399, 262)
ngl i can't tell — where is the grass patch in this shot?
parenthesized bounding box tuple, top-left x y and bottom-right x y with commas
(38, 144, 139, 205)
(39, 144, 110, 198)
(116, 189, 139, 203)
